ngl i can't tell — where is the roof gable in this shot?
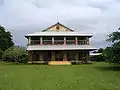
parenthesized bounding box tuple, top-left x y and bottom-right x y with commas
(42, 22, 74, 32)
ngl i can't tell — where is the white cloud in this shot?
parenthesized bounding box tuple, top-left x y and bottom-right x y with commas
(0, 0, 120, 48)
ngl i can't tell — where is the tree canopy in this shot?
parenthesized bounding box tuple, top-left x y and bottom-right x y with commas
(0, 25, 14, 51)
(107, 31, 120, 42)
(103, 28, 120, 64)
(98, 48, 104, 53)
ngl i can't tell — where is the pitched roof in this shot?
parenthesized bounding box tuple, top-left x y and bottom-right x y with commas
(25, 32, 93, 37)
(42, 22, 74, 32)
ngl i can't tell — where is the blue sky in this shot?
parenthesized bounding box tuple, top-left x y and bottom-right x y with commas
(0, 0, 120, 48)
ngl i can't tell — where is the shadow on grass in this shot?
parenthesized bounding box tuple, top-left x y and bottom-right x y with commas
(95, 65, 120, 71)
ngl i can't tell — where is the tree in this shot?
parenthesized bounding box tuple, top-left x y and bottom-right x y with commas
(0, 48, 3, 59)
(98, 48, 104, 53)
(92, 50, 97, 53)
(107, 31, 120, 42)
(2, 46, 28, 63)
(0, 25, 14, 51)
(103, 28, 120, 64)
(91, 48, 105, 62)
(92, 48, 104, 53)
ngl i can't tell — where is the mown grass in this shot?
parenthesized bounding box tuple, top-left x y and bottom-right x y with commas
(0, 62, 120, 90)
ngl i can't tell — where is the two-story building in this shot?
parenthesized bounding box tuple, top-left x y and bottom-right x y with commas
(25, 22, 97, 65)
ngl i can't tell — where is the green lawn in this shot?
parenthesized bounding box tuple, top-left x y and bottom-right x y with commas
(0, 62, 120, 90)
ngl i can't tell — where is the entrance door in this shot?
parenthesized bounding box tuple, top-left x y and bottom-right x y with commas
(43, 51, 51, 61)
(55, 51, 63, 61)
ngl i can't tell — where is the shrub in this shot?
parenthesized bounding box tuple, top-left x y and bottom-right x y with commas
(0, 49, 3, 60)
(2, 46, 28, 63)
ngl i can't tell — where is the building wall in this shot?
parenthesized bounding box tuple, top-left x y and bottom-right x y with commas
(28, 50, 90, 61)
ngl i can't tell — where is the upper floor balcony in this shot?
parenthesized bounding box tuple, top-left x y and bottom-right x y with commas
(30, 40, 89, 45)
(27, 36, 90, 46)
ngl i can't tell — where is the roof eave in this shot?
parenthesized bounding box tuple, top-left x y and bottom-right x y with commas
(25, 34, 93, 37)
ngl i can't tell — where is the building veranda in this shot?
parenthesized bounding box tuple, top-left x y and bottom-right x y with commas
(25, 22, 97, 65)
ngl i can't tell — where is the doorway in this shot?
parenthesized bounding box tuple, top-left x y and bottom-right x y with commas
(43, 51, 51, 61)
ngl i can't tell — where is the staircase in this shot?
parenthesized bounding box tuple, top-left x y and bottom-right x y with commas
(48, 61, 71, 65)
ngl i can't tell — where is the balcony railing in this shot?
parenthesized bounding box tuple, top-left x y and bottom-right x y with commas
(31, 40, 40, 45)
(29, 40, 89, 45)
(43, 40, 52, 45)
(54, 40, 64, 45)
(78, 40, 89, 45)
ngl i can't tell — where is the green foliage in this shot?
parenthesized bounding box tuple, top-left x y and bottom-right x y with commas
(98, 48, 104, 53)
(91, 48, 105, 62)
(92, 50, 97, 53)
(0, 25, 14, 51)
(107, 31, 120, 42)
(0, 49, 3, 60)
(2, 46, 28, 63)
(93, 48, 104, 53)
(103, 29, 120, 64)
(103, 42, 120, 64)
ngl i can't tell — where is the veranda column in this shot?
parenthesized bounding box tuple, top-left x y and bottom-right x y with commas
(64, 37, 66, 45)
(86, 37, 89, 45)
(39, 52, 43, 61)
(52, 37, 54, 45)
(31, 51, 33, 63)
(28, 37, 31, 45)
(75, 52, 79, 61)
(84, 51, 89, 63)
(63, 52, 67, 61)
(75, 37, 78, 44)
(40, 37, 43, 45)
(85, 51, 89, 59)
(51, 51, 55, 61)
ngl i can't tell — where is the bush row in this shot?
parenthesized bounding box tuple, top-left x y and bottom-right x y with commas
(1, 46, 28, 64)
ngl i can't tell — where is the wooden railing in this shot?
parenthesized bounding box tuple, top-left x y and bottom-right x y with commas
(29, 40, 89, 45)
(31, 40, 40, 45)
(78, 40, 89, 45)
(66, 40, 75, 44)
(54, 40, 64, 45)
(43, 40, 52, 45)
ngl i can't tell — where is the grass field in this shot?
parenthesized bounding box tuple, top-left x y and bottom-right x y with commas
(0, 62, 120, 90)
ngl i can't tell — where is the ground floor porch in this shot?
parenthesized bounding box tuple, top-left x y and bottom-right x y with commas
(28, 50, 90, 64)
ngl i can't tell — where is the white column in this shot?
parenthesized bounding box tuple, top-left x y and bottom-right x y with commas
(52, 37, 54, 45)
(75, 37, 78, 44)
(64, 37, 66, 45)
(86, 37, 89, 45)
(51, 51, 55, 60)
(39, 52, 43, 61)
(75, 52, 79, 61)
(40, 37, 43, 45)
(28, 37, 31, 45)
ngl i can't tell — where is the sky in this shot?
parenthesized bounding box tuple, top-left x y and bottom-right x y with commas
(0, 0, 120, 48)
